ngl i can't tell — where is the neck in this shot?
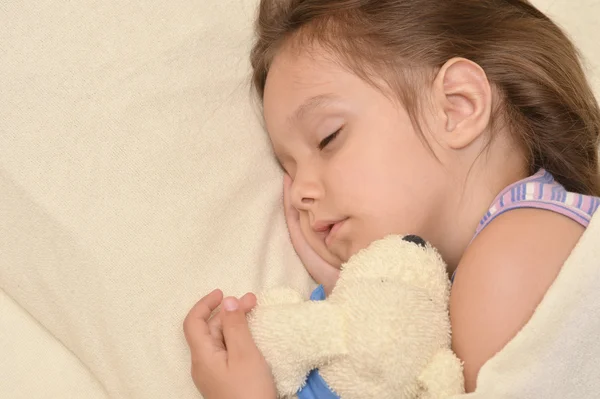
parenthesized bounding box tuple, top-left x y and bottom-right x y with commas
(435, 134, 528, 272)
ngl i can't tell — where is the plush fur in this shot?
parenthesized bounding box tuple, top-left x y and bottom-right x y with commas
(249, 235, 464, 399)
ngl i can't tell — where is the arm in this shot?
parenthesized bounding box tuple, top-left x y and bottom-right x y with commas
(450, 208, 584, 392)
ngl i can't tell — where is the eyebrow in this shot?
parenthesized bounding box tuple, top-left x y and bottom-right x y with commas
(287, 93, 338, 125)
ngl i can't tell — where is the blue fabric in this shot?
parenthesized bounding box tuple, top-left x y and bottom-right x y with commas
(309, 284, 326, 301)
(296, 285, 341, 399)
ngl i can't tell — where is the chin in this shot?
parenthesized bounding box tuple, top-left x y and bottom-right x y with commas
(330, 242, 354, 266)
(342, 236, 380, 262)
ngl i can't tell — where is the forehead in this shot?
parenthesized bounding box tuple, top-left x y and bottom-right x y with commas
(267, 44, 341, 89)
(263, 46, 352, 126)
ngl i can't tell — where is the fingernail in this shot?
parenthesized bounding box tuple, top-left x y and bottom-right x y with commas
(223, 297, 238, 312)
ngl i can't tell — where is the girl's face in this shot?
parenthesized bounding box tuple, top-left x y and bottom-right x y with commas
(263, 45, 452, 268)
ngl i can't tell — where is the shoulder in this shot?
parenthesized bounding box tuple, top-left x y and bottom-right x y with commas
(456, 207, 585, 285)
(450, 208, 584, 392)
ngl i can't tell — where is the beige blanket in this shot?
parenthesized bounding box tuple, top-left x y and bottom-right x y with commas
(0, 0, 598, 398)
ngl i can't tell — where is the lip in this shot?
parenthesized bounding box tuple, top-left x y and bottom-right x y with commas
(312, 220, 334, 233)
(325, 218, 347, 247)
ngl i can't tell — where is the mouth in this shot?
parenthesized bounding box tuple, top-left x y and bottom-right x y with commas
(325, 218, 348, 247)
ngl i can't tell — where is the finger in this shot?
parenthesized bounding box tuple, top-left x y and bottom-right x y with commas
(239, 292, 257, 312)
(283, 175, 308, 253)
(183, 289, 223, 351)
(283, 172, 292, 191)
(288, 210, 313, 258)
(283, 173, 299, 219)
(292, 217, 341, 292)
(207, 311, 224, 348)
(208, 293, 256, 344)
(284, 202, 303, 243)
(220, 297, 261, 362)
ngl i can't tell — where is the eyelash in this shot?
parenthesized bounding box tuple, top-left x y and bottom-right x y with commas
(318, 128, 341, 150)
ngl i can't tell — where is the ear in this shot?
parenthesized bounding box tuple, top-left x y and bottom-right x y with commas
(431, 58, 492, 149)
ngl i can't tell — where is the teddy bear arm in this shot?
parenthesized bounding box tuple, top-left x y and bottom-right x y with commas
(249, 301, 347, 396)
(417, 349, 465, 399)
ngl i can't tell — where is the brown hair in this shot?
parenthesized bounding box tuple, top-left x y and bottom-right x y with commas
(250, 0, 600, 195)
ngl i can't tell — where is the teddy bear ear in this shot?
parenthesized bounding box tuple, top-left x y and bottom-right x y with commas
(402, 235, 427, 248)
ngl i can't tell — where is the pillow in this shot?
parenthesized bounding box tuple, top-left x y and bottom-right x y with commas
(0, 0, 598, 398)
(0, 1, 312, 398)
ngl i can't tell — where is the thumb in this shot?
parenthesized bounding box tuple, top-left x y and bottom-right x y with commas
(221, 297, 260, 362)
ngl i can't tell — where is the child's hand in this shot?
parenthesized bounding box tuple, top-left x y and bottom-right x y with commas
(183, 289, 277, 399)
(283, 173, 340, 293)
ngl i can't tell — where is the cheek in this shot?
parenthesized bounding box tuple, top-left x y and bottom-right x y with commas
(333, 141, 414, 207)
(336, 136, 443, 239)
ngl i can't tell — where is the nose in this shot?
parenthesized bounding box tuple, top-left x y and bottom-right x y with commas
(290, 168, 322, 211)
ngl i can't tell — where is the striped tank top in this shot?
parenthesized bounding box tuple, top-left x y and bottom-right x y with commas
(474, 168, 599, 239)
(452, 169, 599, 282)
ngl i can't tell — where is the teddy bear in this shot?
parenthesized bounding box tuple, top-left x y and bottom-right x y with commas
(248, 234, 464, 399)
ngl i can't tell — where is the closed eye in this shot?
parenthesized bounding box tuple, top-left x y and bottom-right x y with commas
(318, 128, 341, 150)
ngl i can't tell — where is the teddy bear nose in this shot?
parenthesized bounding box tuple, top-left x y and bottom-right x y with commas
(402, 235, 426, 248)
